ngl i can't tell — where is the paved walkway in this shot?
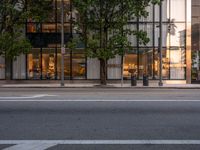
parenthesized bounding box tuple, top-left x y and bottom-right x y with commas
(1, 83, 200, 89)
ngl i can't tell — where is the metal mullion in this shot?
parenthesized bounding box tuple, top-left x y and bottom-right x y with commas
(40, 48, 43, 80)
(153, 4, 156, 79)
(70, 0, 73, 80)
(169, 0, 171, 80)
(55, 0, 58, 80)
(137, 18, 140, 79)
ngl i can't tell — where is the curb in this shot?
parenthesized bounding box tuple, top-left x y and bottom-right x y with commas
(0, 85, 200, 89)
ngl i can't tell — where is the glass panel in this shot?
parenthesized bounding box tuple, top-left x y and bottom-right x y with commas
(192, 51, 200, 80)
(27, 23, 41, 33)
(139, 24, 153, 47)
(57, 49, 70, 79)
(154, 49, 170, 79)
(155, 0, 169, 22)
(0, 56, 5, 79)
(57, 0, 71, 23)
(72, 53, 86, 79)
(125, 24, 137, 47)
(155, 24, 169, 47)
(57, 23, 71, 32)
(139, 4, 153, 22)
(170, 48, 186, 79)
(123, 50, 137, 79)
(191, 0, 200, 81)
(139, 49, 153, 79)
(42, 24, 56, 33)
(46, 0, 56, 22)
(27, 49, 41, 79)
(57, 50, 61, 79)
(170, 0, 186, 22)
(42, 49, 56, 79)
(170, 23, 186, 47)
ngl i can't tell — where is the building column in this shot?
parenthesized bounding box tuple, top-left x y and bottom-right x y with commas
(186, 0, 192, 84)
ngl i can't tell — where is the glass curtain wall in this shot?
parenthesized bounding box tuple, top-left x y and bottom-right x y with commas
(123, 0, 186, 80)
(26, 0, 86, 80)
(192, 0, 200, 81)
(25, 0, 187, 80)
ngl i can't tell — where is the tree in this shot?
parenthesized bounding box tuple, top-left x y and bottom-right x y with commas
(0, 0, 53, 79)
(73, 0, 160, 85)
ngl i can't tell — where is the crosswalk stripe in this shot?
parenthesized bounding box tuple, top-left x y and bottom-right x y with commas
(3, 143, 56, 150)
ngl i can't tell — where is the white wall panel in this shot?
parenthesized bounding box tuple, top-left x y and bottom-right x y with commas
(87, 58, 100, 79)
(13, 54, 26, 79)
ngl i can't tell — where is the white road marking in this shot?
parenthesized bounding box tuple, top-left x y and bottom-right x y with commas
(1, 140, 200, 146)
(3, 143, 56, 150)
(0, 94, 56, 100)
(0, 99, 200, 102)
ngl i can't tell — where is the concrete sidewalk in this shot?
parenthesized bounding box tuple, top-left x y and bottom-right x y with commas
(1, 83, 200, 89)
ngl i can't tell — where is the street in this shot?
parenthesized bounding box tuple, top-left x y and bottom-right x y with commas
(0, 88, 200, 149)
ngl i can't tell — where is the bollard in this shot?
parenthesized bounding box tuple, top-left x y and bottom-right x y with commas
(143, 75, 149, 86)
(131, 74, 137, 86)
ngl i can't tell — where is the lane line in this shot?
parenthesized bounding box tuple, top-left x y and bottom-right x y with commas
(1, 140, 200, 145)
(0, 95, 56, 100)
(0, 99, 200, 102)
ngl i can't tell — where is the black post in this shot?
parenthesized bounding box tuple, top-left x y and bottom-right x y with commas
(159, 0, 163, 86)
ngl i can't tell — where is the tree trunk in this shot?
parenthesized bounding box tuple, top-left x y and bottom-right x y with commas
(100, 59, 107, 85)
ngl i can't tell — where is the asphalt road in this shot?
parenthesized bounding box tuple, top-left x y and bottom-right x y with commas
(0, 88, 200, 150)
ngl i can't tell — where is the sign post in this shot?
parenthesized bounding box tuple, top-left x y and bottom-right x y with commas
(61, 0, 65, 87)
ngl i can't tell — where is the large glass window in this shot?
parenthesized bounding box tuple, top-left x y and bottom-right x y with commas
(57, 23, 71, 33)
(42, 24, 56, 33)
(123, 51, 137, 79)
(192, 0, 200, 81)
(27, 49, 41, 79)
(154, 49, 170, 79)
(57, 49, 70, 79)
(72, 52, 86, 79)
(125, 24, 137, 47)
(27, 23, 41, 33)
(139, 24, 153, 47)
(42, 49, 56, 79)
(140, 4, 153, 22)
(139, 49, 153, 79)
(170, 0, 186, 22)
(170, 23, 186, 47)
(170, 47, 186, 79)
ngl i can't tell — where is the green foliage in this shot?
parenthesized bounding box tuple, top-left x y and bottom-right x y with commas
(73, 0, 160, 61)
(0, 0, 53, 59)
(0, 32, 32, 59)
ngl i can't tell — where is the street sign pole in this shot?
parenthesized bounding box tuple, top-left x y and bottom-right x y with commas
(61, 0, 65, 87)
(159, 0, 163, 86)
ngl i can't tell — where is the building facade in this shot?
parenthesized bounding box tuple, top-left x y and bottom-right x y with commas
(0, 0, 194, 83)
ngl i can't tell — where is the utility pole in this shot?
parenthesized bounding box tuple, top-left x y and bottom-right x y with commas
(159, 0, 163, 86)
(61, 0, 65, 87)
